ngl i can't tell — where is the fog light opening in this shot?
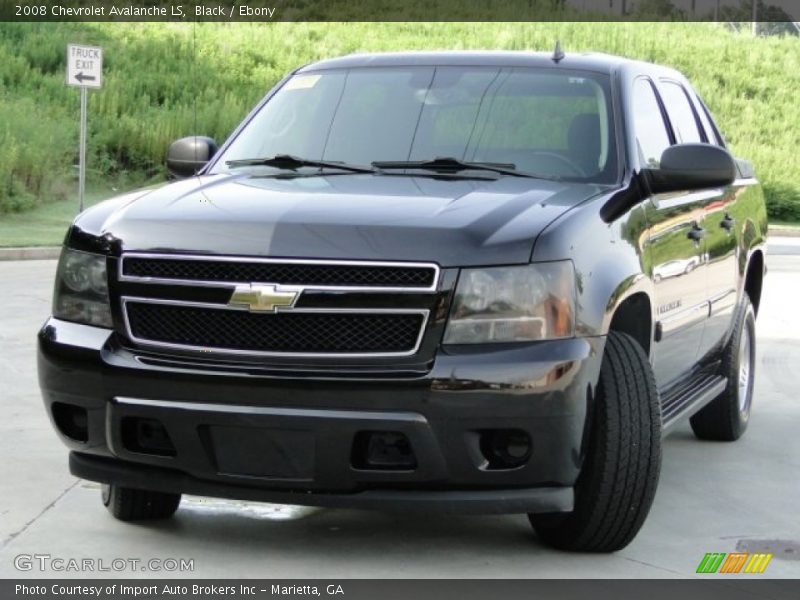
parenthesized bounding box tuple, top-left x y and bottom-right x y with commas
(351, 431, 417, 471)
(51, 402, 88, 442)
(479, 429, 531, 470)
(121, 417, 176, 457)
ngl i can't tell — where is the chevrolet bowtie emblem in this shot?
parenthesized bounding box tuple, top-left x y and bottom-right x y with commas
(228, 284, 300, 312)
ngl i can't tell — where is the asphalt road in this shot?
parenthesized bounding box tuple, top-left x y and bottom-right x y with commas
(0, 247, 798, 578)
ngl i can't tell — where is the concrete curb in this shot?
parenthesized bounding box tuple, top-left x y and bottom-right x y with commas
(769, 226, 800, 238)
(0, 247, 61, 261)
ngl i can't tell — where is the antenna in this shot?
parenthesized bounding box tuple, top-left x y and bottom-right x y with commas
(552, 40, 565, 63)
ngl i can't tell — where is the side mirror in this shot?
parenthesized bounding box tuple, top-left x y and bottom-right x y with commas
(166, 136, 218, 179)
(643, 143, 736, 195)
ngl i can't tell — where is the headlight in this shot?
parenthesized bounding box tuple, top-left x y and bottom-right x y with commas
(52, 248, 113, 328)
(443, 261, 575, 344)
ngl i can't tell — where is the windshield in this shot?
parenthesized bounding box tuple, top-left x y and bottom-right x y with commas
(214, 66, 618, 183)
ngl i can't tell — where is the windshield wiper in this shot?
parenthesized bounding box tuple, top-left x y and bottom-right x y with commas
(226, 154, 376, 174)
(371, 157, 544, 179)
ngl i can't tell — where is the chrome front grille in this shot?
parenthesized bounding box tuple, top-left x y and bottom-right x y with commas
(119, 254, 439, 291)
(124, 300, 427, 356)
(118, 254, 439, 358)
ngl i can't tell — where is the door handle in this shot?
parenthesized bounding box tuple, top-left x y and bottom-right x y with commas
(687, 224, 706, 241)
(720, 214, 735, 231)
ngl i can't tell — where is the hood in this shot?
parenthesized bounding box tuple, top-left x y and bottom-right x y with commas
(72, 173, 604, 267)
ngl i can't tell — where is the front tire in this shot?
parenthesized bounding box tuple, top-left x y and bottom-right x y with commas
(690, 299, 756, 441)
(102, 484, 181, 521)
(529, 331, 662, 552)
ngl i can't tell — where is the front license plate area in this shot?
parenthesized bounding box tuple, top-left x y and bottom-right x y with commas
(206, 426, 315, 481)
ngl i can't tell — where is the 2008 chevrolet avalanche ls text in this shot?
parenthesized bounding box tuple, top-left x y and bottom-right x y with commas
(38, 51, 767, 552)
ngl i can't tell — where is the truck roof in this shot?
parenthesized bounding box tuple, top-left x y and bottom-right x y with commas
(299, 50, 641, 75)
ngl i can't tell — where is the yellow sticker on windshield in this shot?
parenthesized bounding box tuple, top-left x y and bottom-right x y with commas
(283, 75, 321, 91)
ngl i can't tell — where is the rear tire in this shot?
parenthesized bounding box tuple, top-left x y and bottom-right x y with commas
(529, 331, 662, 552)
(102, 484, 181, 521)
(690, 299, 756, 441)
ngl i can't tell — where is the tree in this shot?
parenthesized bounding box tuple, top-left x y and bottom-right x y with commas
(632, 0, 685, 19)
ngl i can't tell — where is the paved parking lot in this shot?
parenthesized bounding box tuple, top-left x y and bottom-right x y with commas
(0, 251, 798, 578)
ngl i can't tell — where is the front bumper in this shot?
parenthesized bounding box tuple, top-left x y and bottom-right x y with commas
(39, 318, 605, 515)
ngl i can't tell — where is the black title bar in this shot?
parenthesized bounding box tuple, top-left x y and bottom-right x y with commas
(4, 579, 800, 600)
(2, 0, 798, 22)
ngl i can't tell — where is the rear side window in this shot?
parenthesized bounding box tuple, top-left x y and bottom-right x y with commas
(694, 95, 724, 146)
(659, 81, 703, 143)
(632, 78, 671, 168)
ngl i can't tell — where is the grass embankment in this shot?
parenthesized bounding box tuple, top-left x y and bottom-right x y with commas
(0, 21, 798, 241)
(0, 189, 104, 247)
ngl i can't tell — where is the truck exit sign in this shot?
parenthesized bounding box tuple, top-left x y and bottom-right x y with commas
(66, 44, 103, 89)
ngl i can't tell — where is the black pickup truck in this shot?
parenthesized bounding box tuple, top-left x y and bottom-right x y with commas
(38, 51, 767, 552)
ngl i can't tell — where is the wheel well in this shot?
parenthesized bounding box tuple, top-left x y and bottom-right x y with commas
(745, 250, 764, 316)
(608, 292, 652, 356)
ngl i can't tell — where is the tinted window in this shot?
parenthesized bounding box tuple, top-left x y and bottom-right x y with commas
(632, 79, 671, 168)
(218, 67, 618, 183)
(660, 81, 703, 143)
(695, 95, 723, 146)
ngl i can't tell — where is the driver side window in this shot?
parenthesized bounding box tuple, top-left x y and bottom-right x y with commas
(632, 78, 671, 168)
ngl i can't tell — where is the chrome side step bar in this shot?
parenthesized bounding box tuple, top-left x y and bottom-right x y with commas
(660, 372, 727, 435)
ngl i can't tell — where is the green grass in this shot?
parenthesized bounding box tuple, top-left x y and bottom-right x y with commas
(0, 190, 101, 247)
(770, 220, 800, 230)
(0, 179, 147, 247)
(0, 21, 798, 233)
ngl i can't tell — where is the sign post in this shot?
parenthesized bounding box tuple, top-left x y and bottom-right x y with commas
(66, 44, 102, 212)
